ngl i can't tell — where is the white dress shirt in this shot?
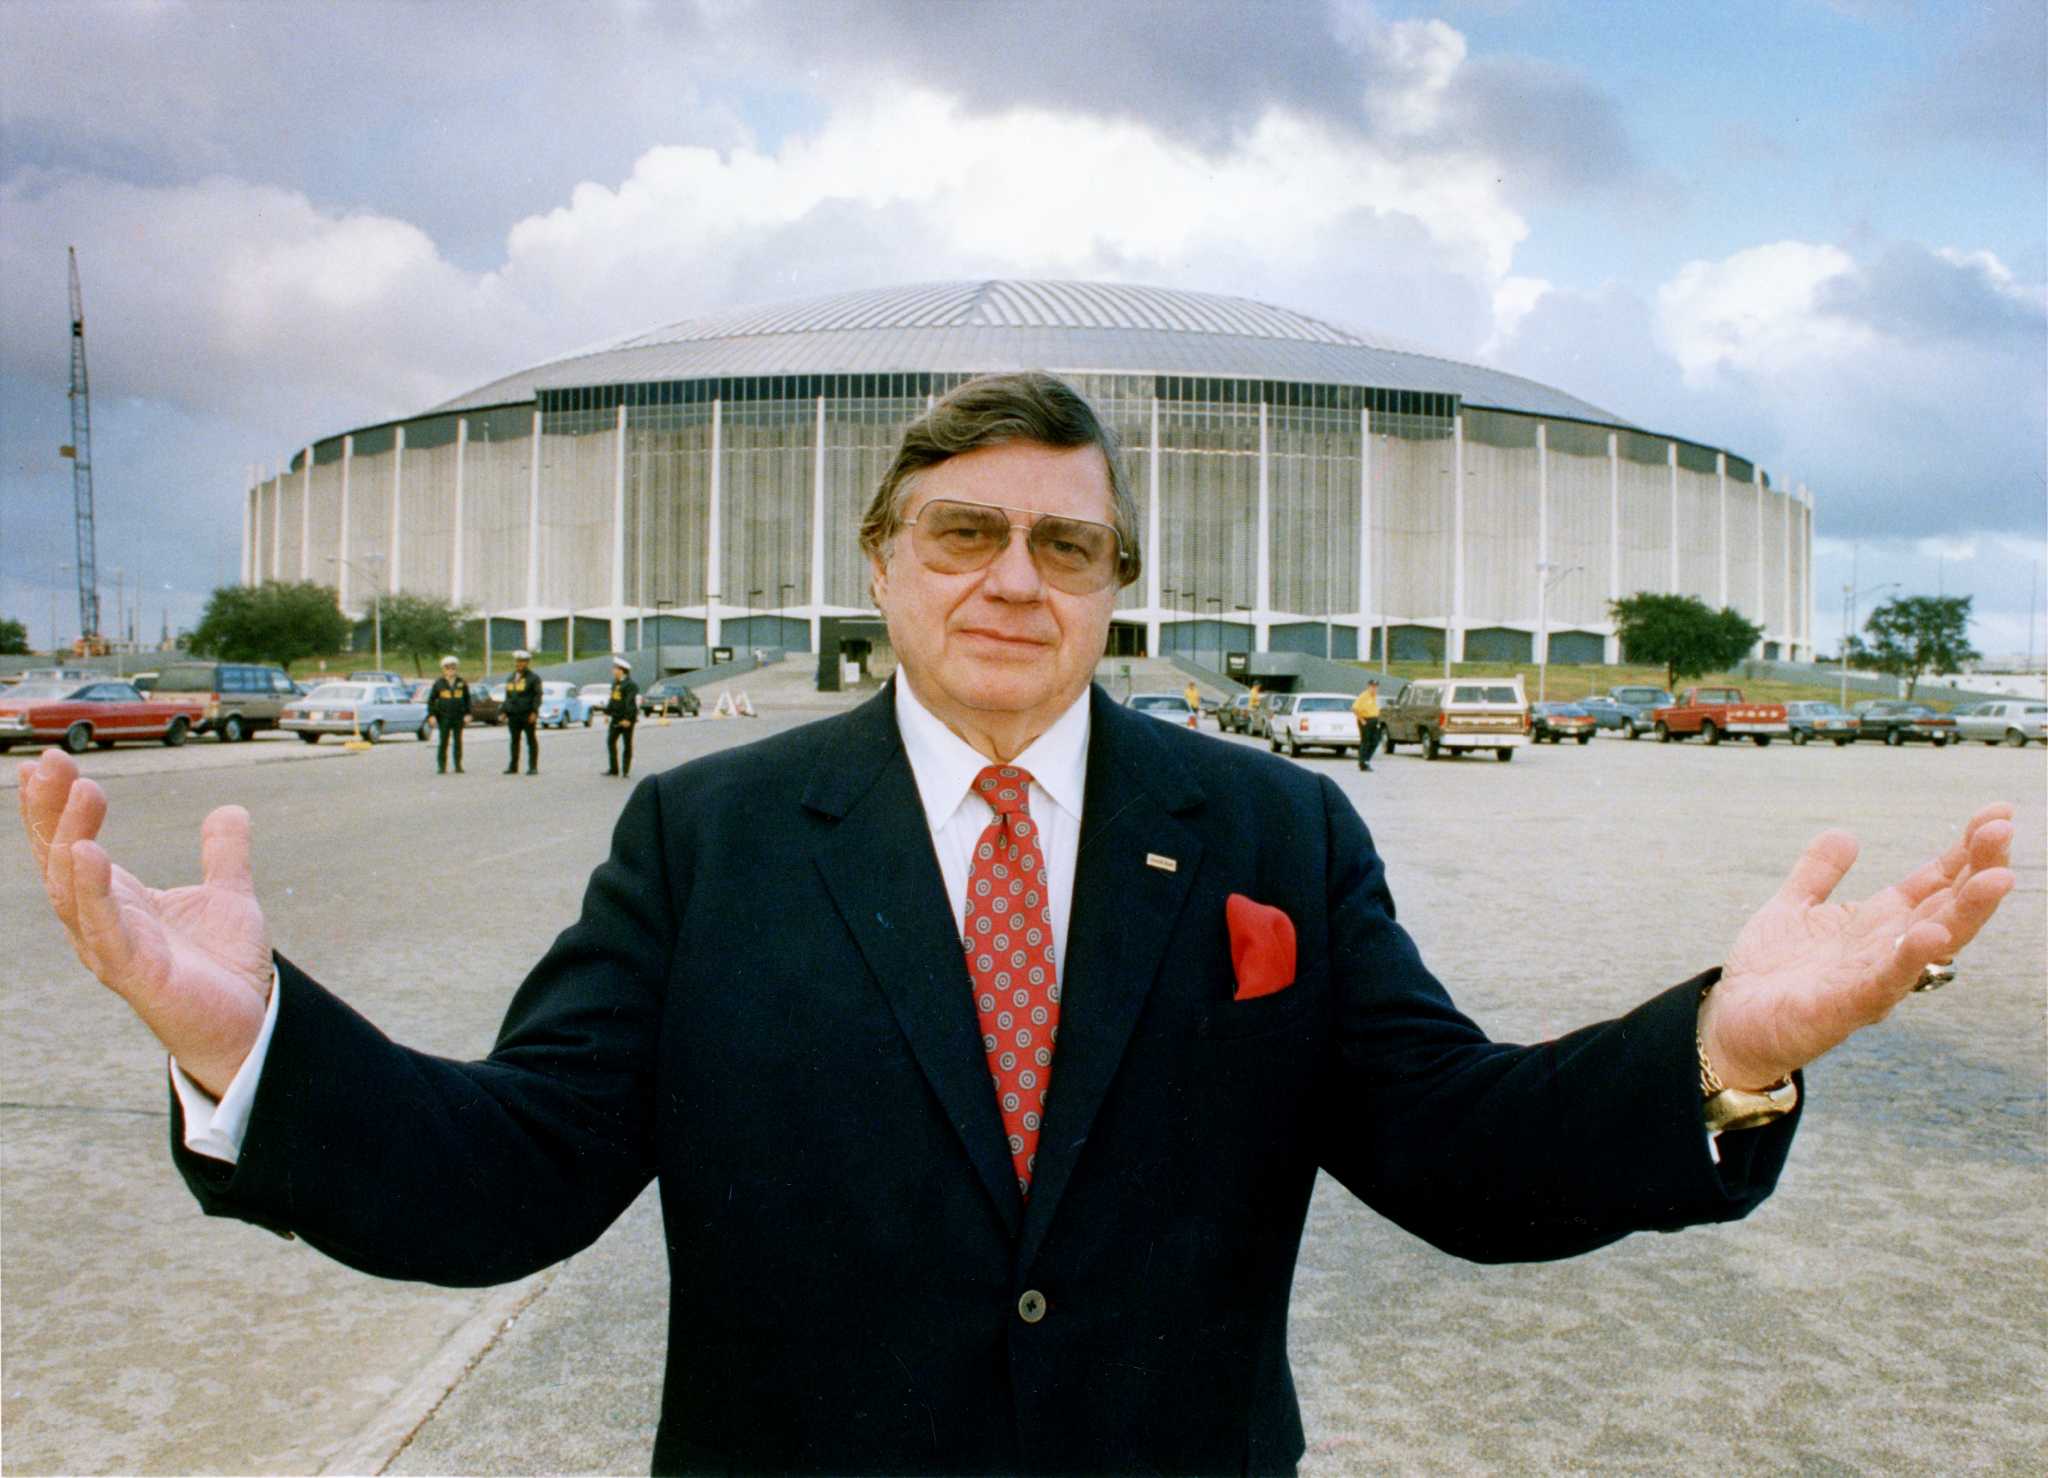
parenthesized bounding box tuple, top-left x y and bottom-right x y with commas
(175, 677, 1095, 1163)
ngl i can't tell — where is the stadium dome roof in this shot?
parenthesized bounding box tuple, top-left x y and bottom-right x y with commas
(433, 279, 1625, 425)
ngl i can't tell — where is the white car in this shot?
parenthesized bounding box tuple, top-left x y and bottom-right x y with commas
(577, 682, 614, 718)
(1953, 699, 2047, 747)
(1127, 692, 1197, 726)
(1266, 692, 1359, 758)
(281, 682, 431, 743)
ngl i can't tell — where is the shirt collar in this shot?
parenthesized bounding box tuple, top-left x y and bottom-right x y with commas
(894, 673, 1091, 833)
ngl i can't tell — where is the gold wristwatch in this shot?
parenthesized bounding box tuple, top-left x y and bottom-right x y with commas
(1697, 984, 1798, 1134)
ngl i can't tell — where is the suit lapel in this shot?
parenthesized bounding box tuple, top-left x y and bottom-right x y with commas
(1017, 688, 1205, 1271)
(809, 688, 1023, 1238)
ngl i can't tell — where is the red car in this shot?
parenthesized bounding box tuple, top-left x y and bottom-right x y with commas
(0, 679, 207, 754)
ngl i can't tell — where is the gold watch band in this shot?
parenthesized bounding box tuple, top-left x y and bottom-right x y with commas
(1697, 983, 1798, 1134)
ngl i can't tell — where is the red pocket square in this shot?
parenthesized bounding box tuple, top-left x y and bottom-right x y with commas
(1225, 893, 1296, 1000)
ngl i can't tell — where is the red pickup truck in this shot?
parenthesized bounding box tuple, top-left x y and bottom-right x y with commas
(1652, 687, 1790, 747)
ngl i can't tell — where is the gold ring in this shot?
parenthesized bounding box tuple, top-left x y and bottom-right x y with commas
(1912, 960, 1956, 993)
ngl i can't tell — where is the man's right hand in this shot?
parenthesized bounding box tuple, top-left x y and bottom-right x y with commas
(19, 749, 272, 1100)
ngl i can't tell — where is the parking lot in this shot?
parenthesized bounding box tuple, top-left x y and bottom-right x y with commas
(3, 686, 2043, 1474)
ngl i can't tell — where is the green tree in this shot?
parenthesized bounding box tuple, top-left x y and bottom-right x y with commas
(0, 616, 29, 655)
(1608, 592, 1765, 691)
(1861, 594, 1979, 699)
(378, 591, 472, 676)
(190, 581, 350, 667)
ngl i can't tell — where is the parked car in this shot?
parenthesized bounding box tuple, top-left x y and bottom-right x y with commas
(1128, 692, 1198, 727)
(347, 669, 410, 690)
(639, 676, 702, 718)
(281, 682, 432, 743)
(577, 682, 615, 717)
(1530, 702, 1596, 744)
(151, 660, 299, 741)
(467, 682, 504, 725)
(1575, 695, 1629, 732)
(1605, 685, 1676, 740)
(1849, 701, 1956, 746)
(1216, 693, 1259, 734)
(1783, 701, 1860, 746)
(0, 679, 206, 754)
(1265, 692, 1359, 757)
(1382, 677, 1530, 761)
(538, 681, 592, 728)
(130, 671, 159, 694)
(1952, 699, 2047, 747)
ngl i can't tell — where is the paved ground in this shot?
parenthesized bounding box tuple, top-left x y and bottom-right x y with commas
(2, 678, 2041, 1475)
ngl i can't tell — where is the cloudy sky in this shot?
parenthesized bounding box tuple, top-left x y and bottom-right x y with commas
(3, 0, 2042, 657)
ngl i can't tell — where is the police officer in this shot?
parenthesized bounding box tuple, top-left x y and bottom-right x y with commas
(501, 650, 542, 775)
(603, 656, 640, 778)
(1352, 678, 1385, 772)
(427, 656, 470, 774)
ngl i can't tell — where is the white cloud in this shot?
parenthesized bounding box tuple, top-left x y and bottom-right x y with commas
(1653, 242, 1865, 385)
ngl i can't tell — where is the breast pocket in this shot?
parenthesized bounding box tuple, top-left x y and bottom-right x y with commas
(1195, 980, 1316, 1041)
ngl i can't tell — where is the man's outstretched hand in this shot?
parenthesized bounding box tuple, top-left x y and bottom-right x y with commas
(1702, 803, 2017, 1091)
(19, 749, 272, 1100)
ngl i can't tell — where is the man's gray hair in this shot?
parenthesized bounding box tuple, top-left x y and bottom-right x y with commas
(858, 372, 1143, 589)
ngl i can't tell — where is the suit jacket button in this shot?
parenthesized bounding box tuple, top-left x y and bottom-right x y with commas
(1017, 1289, 1047, 1324)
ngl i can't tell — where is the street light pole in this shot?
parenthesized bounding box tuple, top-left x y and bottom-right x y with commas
(328, 553, 386, 671)
(653, 598, 675, 677)
(1840, 578, 1898, 708)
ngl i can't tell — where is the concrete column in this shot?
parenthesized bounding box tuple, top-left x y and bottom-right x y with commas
(1536, 422, 1549, 651)
(1606, 432, 1621, 664)
(704, 398, 722, 648)
(1254, 399, 1271, 623)
(242, 470, 254, 585)
(1450, 413, 1466, 662)
(1755, 468, 1765, 630)
(1666, 441, 1679, 593)
(1358, 406, 1373, 653)
(1782, 483, 1794, 657)
(1801, 485, 1814, 660)
(338, 436, 353, 611)
(451, 416, 468, 607)
(526, 408, 543, 650)
(1145, 397, 1162, 658)
(299, 448, 312, 579)
(1716, 452, 1729, 607)
(390, 425, 406, 594)
(810, 394, 828, 653)
(270, 463, 282, 581)
(609, 403, 628, 654)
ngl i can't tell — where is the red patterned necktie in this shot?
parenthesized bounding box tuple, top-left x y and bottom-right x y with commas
(964, 764, 1061, 1197)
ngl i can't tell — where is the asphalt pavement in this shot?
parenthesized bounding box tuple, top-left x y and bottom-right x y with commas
(3, 684, 2042, 1475)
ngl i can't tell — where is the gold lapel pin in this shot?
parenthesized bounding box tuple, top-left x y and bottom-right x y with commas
(1145, 853, 1178, 873)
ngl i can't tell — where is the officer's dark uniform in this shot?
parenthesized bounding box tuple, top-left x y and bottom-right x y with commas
(501, 666, 542, 774)
(604, 672, 641, 778)
(427, 672, 470, 773)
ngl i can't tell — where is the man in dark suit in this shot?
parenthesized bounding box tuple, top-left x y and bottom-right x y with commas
(17, 374, 2016, 1475)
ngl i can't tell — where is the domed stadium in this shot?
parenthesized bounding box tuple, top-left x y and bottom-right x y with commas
(242, 280, 1812, 670)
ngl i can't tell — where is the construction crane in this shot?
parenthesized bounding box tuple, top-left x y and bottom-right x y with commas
(61, 245, 102, 649)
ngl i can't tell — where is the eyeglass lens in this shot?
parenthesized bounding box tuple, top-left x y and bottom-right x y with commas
(910, 499, 1120, 592)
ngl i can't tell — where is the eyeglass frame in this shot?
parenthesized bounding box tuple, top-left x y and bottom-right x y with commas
(898, 496, 1130, 593)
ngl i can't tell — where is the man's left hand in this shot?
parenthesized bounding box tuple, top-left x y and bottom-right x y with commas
(1702, 802, 2016, 1090)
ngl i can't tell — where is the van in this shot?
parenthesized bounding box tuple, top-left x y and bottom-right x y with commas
(1383, 676, 1530, 762)
(152, 661, 298, 741)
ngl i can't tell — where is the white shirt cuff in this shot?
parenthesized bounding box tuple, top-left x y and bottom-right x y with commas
(170, 967, 282, 1164)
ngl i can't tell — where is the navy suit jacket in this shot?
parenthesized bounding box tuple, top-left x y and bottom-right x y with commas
(175, 683, 1796, 1475)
